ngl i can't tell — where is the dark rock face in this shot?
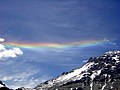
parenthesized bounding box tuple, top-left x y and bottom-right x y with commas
(0, 81, 5, 87)
(0, 87, 10, 90)
(0, 81, 12, 90)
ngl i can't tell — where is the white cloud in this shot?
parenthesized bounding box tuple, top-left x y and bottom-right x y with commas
(0, 38, 4, 42)
(0, 48, 23, 59)
(0, 44, 6, 51)
(2, 76, 13, 81)
(0, 38, 23, 60)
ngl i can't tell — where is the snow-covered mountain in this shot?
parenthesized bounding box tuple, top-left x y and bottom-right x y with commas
(1, 51, 120, 90)
(35, 51, 120, 90)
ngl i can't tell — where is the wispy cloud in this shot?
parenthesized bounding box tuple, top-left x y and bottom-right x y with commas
(0, 69, 51, 89)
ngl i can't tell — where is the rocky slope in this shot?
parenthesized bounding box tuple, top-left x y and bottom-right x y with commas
(1, 51, 120, 90)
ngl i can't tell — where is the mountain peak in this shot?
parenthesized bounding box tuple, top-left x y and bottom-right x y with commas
(35, 51, 120, 90)
(103, 51, 120, 57)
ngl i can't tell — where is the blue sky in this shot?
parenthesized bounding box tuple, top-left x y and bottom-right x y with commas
(0, 0, 120, 89)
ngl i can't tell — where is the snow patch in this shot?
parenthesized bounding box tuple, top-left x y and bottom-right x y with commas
(90, 69, 102, 90)
(0, 84, 4, 88)
(101, 83, 106, 90)
(40, 62, 94, 88)
(57, 62, 94, 81)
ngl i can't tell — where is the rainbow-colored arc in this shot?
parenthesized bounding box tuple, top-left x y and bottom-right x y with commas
(2, 39, 108, 50)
